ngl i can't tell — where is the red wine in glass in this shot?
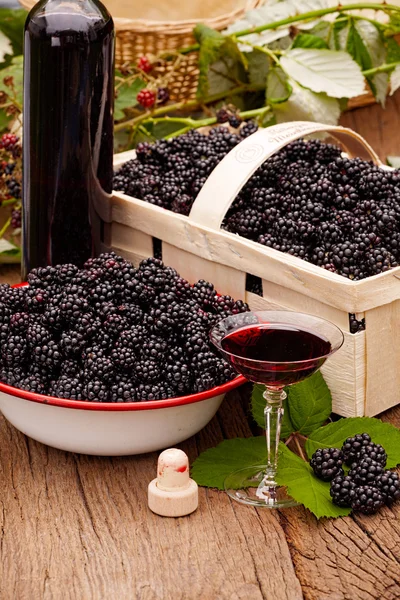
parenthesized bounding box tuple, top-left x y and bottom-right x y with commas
(221, 323, 332, 387)
(211, 310, 344, 508)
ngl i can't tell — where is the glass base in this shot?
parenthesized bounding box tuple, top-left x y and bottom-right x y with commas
(224, 465, 299, 508)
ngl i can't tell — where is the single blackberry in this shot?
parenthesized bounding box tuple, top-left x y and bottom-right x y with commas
(110, 378, 137, 402)
(60, 359, 81, 377)
(165, 347, 192, 392)
(228, 114, 242, 129)
(182, 322, 209, 356)
(141, 335, 169, 360)
(32, 340, 62, 369)
(9, 312, 29, 334)
(330, 474, 357, 507)
(310, 448, 344, 481)
(119, 303, 144, 325)
(60, 329, 88, 357)
(72, 314, 101, 340)
(27, 266, 59, 289)
(111, 345, 136, 371)
(351, 485, 385, 515)
(193, 373, 215, 393)
(213, 294, 235, 315)
(25, 288, 49, 313)
(216, 108, 230, 123)
(59, 293, 90, 323)
(349, 457, 385, 485)
(89, 281, 116, 306)
(84, 379, 109, 402)
(146, 307, 175, 335)
(11, 208, 21, 229)
(50, 375, 83, 400)
(103, 314, 129, 336)
(83, 356, 115, 383)
(231, 299, 250, 314)
(349, 314, 366, 334)
(174, 277, 193, 300)
(26, 321, 52, 348)
(341, 433, 372, 465)
(240, 120, 258, 138)
(135, 382, 175, 401)
(375, 471, 400, 505)
(214, 359, 236, 385)
(2, 335, 28, 366)
(157, 87, 170, 104)
(117, 326, 146, 353)
(5, 287, 26, 311)
(19, 375, 47, 394)
(358, 443, 387, 466)
(134, 359, 162, 384)
(192, 280, 215, 309)
(55, 263, 79, 285)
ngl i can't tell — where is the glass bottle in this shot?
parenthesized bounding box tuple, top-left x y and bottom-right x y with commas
(22, 0, 114, 279)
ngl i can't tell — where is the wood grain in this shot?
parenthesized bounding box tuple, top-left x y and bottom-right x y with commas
(2, 91, 400, 600)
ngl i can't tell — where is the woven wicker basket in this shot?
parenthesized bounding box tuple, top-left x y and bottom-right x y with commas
(19, 0, 263, 102)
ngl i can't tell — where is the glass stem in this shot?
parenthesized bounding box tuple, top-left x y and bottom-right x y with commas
(263, 388, 286, 484)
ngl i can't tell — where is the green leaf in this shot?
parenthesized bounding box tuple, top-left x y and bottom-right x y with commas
(251, 384, 295, 438)
(194, 24, 245, 98)
(206, 56, 247, 97)
(273, 79, 340, 125)
(390, 65, 400, 96)
(114, 77, 146, 120)
(247, 50, 269, 88)
(0, 55, 23, 106)
(286, 371, 332, 435)
(386, 38, 400, 64)
(292, 33, 329, 50)
(346, 21, 372, 71)
(387, 155, 400, 169)
(267, 66, 292, 104)
(191, 436, 266, 490)
(280, 48, 365, 98)
(276, 442, 351, 518)
(305, 417, 400, 468)
(0, 238, 21, 264)
(0, 108, 11, 133)
(0, 8, 27, 58)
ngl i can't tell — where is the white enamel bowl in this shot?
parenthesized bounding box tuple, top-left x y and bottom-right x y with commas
(0, 376, 244, 455)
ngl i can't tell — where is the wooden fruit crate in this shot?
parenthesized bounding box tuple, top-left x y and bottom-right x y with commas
(104, 121, 400, 418)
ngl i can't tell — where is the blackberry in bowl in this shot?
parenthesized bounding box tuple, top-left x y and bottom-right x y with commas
(0, 254, 246, 455)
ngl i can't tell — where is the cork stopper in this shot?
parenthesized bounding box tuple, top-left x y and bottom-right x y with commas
(148, 448, 198, 517)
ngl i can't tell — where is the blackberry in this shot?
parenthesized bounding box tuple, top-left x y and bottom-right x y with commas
(59, 293, 90, 322)
(55, 263, 79, 285)
(141, 335, 169, 360)
(84, 379, 109, 402)
(2, 335, 28, 366)
(330, 474, 357, 507)
(349, 314, 365, 334)
(135, 382, 174, 401)
(157, 87, 170, 104)
(119, 303, 144, 325)
(349, 457, 385, 485)
(310, 448, 344, 481)
(192, 280, 215, 309)
(27, 266, 59, 289)
(111, 345, 136, 371)
(103, 314, 129, 336)
(165, 347, 192, 392)
(83, 356, 115, 383)
(214, 359, 236, 386)
(134, 359, 162, 384)
(26, 320, 52, 348)
(11, 208, 21, 229)
(174, 277, 193, 300)
(110, 378, 137, 402)
(5, 287, 26, 311)
(118, 326, 146, 353)
(60, 329, 88, 357)
(351, 485, 385, 515)
(193, 373, 216, 393)
(358, 443, 387, 466)
(375, 471, 400, 505)
(25, 288, 49, 312)
(146, 307, 175, 335)
(50, 375, 83, 400)
(342, 433, 372, 465)
(228, 114, 242, 129)
(60, 359, 81, 377)
(9, 312, 29, 334)
(240, 120, 258, 138)
(216, 108, 230, 123)
(231, 299, 250, 314)
(33, 340, 62, 368)
(19, 375, 46, 394)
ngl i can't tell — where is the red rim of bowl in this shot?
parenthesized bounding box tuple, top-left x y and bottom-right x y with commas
(0, 282, 245, 411)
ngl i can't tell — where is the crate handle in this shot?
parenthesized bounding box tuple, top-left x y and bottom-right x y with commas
(189, 121, 382, 230)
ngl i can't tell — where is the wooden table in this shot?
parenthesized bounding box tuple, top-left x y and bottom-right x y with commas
(1, 97, 400, 600)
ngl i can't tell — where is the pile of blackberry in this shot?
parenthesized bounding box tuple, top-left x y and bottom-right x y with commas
(310, 433, 400, 514)
(0, 253, 249, 402)
(114, 124, 400, 281)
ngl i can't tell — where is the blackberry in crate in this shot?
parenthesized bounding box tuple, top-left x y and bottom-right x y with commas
(349, 457, 385, 485)
(375, 471, 400, 505)
(358, 443, 387, 466)
(310, 448, 344, 481)
(330, 475, 357, 507)
(341, 432, 372, 466)
(192, 280, 216, 310)
(351, 486, 385, 515)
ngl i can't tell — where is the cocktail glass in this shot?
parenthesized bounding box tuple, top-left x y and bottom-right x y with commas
(210, 310, 344, 508)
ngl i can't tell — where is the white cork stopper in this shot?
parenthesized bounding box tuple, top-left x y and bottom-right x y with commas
(148, 448, 198, 517)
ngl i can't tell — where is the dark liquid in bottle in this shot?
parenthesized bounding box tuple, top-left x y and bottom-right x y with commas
(22, 0, 114, 278)
(221, 324, 332, 386)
